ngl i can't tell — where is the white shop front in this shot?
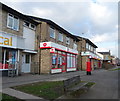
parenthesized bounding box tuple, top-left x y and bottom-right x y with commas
(0, 31, 24, 76)
(40, 42, 78, 74)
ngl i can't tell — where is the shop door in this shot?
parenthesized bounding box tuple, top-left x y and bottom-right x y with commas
(62, 55, 66, 72)
(22, 54, 31, 73)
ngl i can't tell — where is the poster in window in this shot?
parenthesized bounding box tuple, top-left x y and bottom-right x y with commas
(58, 56, 62, 65)
(52, 55, 56, 65)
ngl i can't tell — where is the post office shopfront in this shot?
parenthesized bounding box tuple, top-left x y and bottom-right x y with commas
(40, 42, 78, 74)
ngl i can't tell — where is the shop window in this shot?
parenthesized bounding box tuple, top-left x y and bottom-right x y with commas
(7, 13, 19, 31)
(2, 49, 4, 64)
(58, 56, 62, 68)
(52, 54, 57, 69)
(51, 51, 65, 69)
(1, 49, 16, 69)
(50, 27, 55, 39)
(67, 54, 76, 68)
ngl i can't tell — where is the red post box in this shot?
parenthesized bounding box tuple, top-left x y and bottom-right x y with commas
(86, 61, 92, 75)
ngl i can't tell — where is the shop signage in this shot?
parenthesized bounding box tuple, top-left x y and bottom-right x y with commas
(40, 42, 78, 54)
(51, 68, 62, 74)
(0, 32, 24, 49)
(50, 48, 55, 53)
(67, 68, 76, 72)
(0, 36, 12, 46)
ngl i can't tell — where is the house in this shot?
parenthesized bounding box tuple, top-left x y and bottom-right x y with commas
(1, 3, 102, 76)
(98, 51, 114, 69)
(0, 3, 40, 76)
(98, 51, 111, 61)
(76, 36, 102, 71)
(29, 16, 79, 74)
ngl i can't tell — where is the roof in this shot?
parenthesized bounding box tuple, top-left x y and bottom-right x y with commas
(98, 52, 110, 55)
(75, 35, 98, 48)
(27, 16, 79, 41)
(1, 3, 38, 25)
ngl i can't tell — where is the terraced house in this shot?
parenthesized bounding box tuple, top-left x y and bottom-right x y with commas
(29, 16, 79, 74)
(0, 3, 40, 76)
(0, 3, 102, 76)
(76, 36, 102, 71)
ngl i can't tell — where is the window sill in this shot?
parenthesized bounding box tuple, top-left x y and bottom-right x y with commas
(7, 26, 19, 32)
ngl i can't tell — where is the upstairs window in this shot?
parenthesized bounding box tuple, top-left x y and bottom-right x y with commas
(23, 21, 36, 30)
(7, 13, 19, 31)
(91, 46, 94, 51)
(66, 37, 70, 44)
(24, 21, 29, 27)
(86, 43, 89, 49)
(88, 45, 91, 50)
(73, 43, 77, 50)
(50, 27, 55, 39)
(58, 32, 63, 42)
(94, 48, 96, 53)
(30, 24, 36, 30)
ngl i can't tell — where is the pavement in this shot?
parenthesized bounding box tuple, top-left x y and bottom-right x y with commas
(2, 70, 86, 88)
(1, 66, 119, 100)
(2, 88, 48, 101)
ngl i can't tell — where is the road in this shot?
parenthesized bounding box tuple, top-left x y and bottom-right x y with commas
(60, 67, 119, 99)
(1, 67, 119, 100)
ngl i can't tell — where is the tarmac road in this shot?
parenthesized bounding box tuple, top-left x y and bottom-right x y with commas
(70, 67, 119, 99)
(1, 66, 119, 100)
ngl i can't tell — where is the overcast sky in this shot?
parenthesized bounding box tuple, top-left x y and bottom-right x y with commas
(1, 0, 119, 57)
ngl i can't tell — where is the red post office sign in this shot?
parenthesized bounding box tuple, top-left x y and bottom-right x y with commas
(50, 48, 55, 53)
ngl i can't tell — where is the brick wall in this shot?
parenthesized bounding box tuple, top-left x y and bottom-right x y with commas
(40, 49, 51, 74)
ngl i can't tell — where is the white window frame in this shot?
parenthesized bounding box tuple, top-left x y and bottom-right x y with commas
(73, 43, 77, 50)
(30, 24, 36, 30)
(23, 21, 36, 30)
(7, 13, 19, 31)
(23, 21, 30, 27)
(58, 32, 63, 42)
(86, 43, 89, 49)
(88, 44, 91, 50)
(94, 48, 96, 53)
(50, 27, 55, 39)
(66, 37, 70, 44)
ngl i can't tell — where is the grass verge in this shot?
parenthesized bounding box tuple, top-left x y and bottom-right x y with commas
(12, 81, 95, 100)
(109, 68, 120, 71)
(12, 81, 64, 100)
(84, 82, 95, 88)
(0, 93, 23, 101)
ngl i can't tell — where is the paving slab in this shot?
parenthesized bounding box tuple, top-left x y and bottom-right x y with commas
(2, 88, 49, 101)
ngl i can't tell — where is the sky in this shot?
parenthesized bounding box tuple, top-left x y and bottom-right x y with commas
(1, 0, 119, 57)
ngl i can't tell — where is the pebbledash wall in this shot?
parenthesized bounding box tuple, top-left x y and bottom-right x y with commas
(0, 3, 40, 76)
(29, 17, 79, 74)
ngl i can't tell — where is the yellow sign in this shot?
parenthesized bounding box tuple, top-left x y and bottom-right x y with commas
(0, 36, 12, 46)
